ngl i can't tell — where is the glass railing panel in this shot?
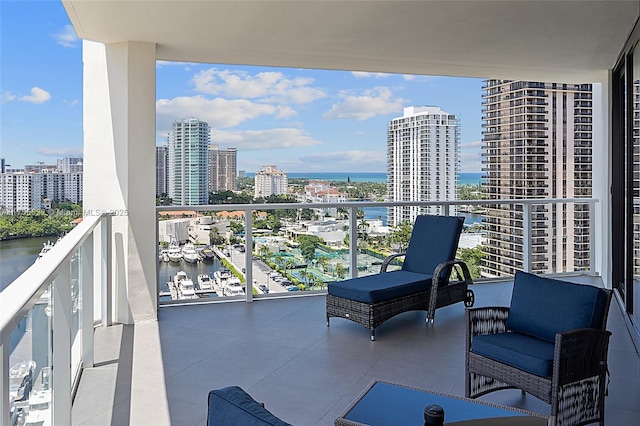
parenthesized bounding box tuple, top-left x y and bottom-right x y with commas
(70, 247, 83, 386)
(8, 283, 53, 426)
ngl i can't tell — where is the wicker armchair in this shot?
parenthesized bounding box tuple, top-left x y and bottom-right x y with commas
(326, 215, 474, 340)
(465, 272, 613, 426)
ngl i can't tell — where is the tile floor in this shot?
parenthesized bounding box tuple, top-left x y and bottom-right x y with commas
(72, 280, 640, 425)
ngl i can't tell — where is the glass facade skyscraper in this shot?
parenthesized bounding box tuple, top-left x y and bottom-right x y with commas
(168, 118, 210, 206)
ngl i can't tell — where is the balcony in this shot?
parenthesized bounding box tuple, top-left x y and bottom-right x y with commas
(70, 281, 639, 426)
(2, 199, 638, 425)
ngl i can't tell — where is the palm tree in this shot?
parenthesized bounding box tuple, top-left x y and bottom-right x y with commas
(284, 258, 295, 278)
(317, 255, 329, 273)
(335, 262, 346, 279)
(259, 244, 270, 261)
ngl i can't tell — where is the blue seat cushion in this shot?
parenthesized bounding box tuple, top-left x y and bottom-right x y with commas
(327, 270, 432, 303)
(506, 271, 608, 343)
(207, 386, 292, 426)
(472, 332, 555, 377)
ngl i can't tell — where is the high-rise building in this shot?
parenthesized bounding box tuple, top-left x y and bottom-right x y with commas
(57, 157, 83, 173)
(254, 165, 288, 198)
(0, 172, 43, 214)
(482, 80, 593, 276)
(168, 118, 210, 206)
(209, 145, 237, 192)
(387, 106, 460, 227)
(156, 145, 168, 197)
(41, 170, 83, 204)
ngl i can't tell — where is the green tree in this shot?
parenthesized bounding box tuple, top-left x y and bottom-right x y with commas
(335, 263, 346, 279)
(390, 221, 413, 252)
(297, 234, 322, 263)
(458, 246, 485, 279)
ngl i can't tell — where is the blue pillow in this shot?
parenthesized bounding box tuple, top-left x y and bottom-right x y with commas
(505, 271, 608, 343)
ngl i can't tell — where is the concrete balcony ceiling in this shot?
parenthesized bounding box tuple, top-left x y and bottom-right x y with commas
(62, 0, 638, 81)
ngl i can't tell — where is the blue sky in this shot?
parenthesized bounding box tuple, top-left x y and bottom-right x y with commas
(1, 0, 484, 173)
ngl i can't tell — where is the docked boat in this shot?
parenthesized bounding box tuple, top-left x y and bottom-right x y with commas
(182, 242, 199, 263)
(174, 271, 198, 300)
(223, 277, 245, 297)
(36, 237, 61, 261)
(167, 238, 182, 263)
(201, 246, 215, 261)
(214, 267, 231, 287)
(197, 274, 213, 291)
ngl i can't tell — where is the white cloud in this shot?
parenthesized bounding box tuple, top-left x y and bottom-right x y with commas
(3, 87, 52, 104)
(156, 95, 296, 133)
(352, 71, 391, 79)
(35, 147, 82, 157)
(323, 87, 405, 121)
(460, 140, 484, 172)
(191, 69, 326, 104)
(213, 128, 321, 150)
(297, 150, 386, 171)
(53, 25, 79, 48)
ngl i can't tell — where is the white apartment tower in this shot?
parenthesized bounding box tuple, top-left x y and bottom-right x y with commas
(254, 165, 288, 198)
(482, 80, 593, 276)
(168, 118, 210, 206)
(156, 145, 168, 196)
(0, 173, 43, 214)
(209, 145, 237, 192)
(42, 171, 83, 204)
(387, 106, 460, 226)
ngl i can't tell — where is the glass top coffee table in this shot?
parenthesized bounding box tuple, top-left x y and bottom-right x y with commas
(335, 380, 549, 426)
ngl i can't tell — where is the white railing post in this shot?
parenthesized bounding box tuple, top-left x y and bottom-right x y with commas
(522, 203, 532, 272)
(589, 201, 597, 276)
(349, 206, 358, 278)
(102, 215, 112, 326)
(52, 263, 72, 426)
(245, 209, 253, 302)
(82, 232, 94, 367)
(0, 339, 8, 426)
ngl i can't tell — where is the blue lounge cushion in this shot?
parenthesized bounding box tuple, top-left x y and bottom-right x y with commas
(472, 332, 555, 377)
(506, 271, 608, 343)
(327, 270, 431, 303)
(402, 215, 464, 279)
(207, 386, 292, 426)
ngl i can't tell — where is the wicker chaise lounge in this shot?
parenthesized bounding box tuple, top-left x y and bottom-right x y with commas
(466, 271, 613, 426)
(326, 215, 474, 340)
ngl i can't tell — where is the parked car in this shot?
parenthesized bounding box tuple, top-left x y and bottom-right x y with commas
(259, 284, 269, 293)
(286, 285, 299, 292)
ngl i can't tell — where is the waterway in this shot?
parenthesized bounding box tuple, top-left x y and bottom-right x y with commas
(0, 236, 53, 293)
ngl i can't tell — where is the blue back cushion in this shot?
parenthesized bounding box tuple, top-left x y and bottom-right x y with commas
(207, 386, 292, 426)
(506, 271, 609, 343)
(402, 215, 464, 277)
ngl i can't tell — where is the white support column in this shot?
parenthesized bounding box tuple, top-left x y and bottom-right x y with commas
(83, 40, 157, 323)
(52, 265, 72, 426)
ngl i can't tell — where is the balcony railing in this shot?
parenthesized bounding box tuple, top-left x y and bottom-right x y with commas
(0, 213, 110, 426)
(156, 198, 599, 303)
(0, 197, 600, 424)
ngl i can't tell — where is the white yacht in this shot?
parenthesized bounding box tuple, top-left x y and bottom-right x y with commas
(174, 271, 198, 300)
(223, 277, 245, 297)
(197, 274, 213, 291)
(167, 237, 182, 263)
(213, 267, 231, 287)
(182, 242, 199, 263)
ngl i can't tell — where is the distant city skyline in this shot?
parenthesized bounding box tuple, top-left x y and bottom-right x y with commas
(1, 1, 484, 174)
